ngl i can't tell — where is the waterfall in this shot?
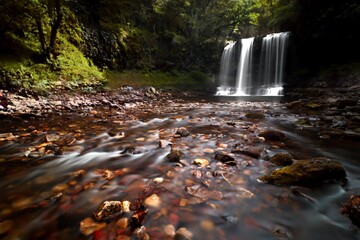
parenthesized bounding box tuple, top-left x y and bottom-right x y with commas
(217, 42, 236, 95)
(257, 32, 290, 96)
(216, 32, 290, 96)
(235, 38, 254, 96)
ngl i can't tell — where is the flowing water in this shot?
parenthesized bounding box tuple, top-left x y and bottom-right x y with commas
(0, 97, 359, 240)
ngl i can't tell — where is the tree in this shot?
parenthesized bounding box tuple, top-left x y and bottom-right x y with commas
(0, 0, 63, 61)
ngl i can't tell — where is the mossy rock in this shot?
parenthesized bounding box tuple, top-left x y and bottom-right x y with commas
(269, 152, 294, 166)
(260, 157, 346, 186)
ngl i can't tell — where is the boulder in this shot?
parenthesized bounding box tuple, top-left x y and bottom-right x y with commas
(259, 157, 346, 186)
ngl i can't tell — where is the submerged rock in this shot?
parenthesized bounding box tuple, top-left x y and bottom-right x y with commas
(269, 152, 294, 166)
(245, 112, 265, 119)
(341, 195, 360, 228)
(176, 127, 191, 137)
(174, 227, 193, 240)
(167, 150, 185, 162)
(258, 130, 286, 141)
(231, 145, 263, 159)
(214, 152, 236, 165)
(260, 157, 346, 186)
(79, 218, 106, 235)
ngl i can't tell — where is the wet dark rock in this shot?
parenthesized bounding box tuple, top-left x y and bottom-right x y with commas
(174, 227, 193, 240)
(93, 201, 123, 222)
(130, 207, 148, 229)
(245, 112, 265, 119)
(167, 150, 185, 162)
(258, 130, 286, 141)
(214, 152, 236, 165)
(336, 99, 357, 109)
(176, 127, 190, 137)
(231, 144, 263, 159)
(341, 195, 360, 228)
(269, 152, 294, 166)
(260, 157, 346, 186)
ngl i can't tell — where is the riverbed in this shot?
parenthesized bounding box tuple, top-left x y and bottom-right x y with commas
(0, 94, 359, 240)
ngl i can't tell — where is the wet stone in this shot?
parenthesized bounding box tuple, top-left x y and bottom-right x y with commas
(144, 194, 162, 209)
(176, 127, 191, 137)
(258, 130, 286, 141)
(174, 227, 193, 240)
(341, 195, 360, 229)
(167, 150, 185, 162)
(193, 158, 210, 167)
(245, 112, 265, 119)
(93, 201, 123, 222)
(79, 217, 106, 235)
(214, 152, 235, 163)
(231, 145, 263, 159)
(269, 152, 294, 166)
(260, 157, 346, 186)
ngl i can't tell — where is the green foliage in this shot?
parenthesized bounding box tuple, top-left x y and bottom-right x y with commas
(52, 35, 104, 84)
(105, 70, 212, 90)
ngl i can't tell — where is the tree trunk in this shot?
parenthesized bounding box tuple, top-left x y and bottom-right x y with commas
(48, 0, 63, 59)
(35, 18, 47, 59)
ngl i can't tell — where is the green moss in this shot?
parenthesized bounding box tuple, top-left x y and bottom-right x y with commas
(52, 35, 105, 89)
(0, 35, 105, 93)
(260, 157, 346, 186)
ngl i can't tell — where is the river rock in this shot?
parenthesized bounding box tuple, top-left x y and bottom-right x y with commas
(93, 201, 123, 221)
(80, 217, 106, 235)
(259, 157, 346, 186)
(214, 152, 236, 165)
(231, 145, 263, 159)
(336, 99, 358, 109)
(245, 112, 265, 119)
(144, 194, 162, 209)
(174, 227, 193, 240)
(176, 127, 190, 137)
(269, 152, 294, 166)
(193, 158, 210, 167)
(341, 195, 360, 228)
(258, 130, 286, 141)
(167, 150, 185, 162)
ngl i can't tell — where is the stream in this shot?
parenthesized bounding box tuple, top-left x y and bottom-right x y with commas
(0, 96, 359, 240)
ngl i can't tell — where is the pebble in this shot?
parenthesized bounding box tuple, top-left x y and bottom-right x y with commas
(193, 158, 209, 167)
(164, 224, 176, 237)
(79, 218, 106, 235)
(175, 227, 193, 240)
(144, 194, 162, 209)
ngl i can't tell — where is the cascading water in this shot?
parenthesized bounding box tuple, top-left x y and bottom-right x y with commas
(257, 32, 290, 96)
(216, 32, 290, 96)
(216, 42, 236, 95)
(235, 38, 254, 96)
